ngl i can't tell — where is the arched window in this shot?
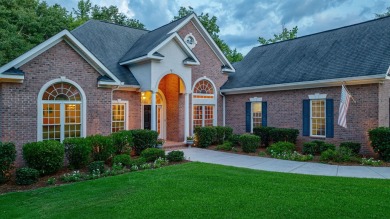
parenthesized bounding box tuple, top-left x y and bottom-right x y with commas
(192, 78, 217, 130)
(40, 82, 83, 141)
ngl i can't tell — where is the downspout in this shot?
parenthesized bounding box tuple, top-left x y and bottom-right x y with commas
(220, 91, 225, 126)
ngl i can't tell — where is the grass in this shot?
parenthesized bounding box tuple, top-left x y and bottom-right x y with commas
(1, 162, 390, 218)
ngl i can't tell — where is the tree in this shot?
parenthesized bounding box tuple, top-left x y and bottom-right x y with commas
(72, 0, 145, 29)
(258, 26, 298, 45)
(376, 7, 390, 18)
(173, 6, 243, 63)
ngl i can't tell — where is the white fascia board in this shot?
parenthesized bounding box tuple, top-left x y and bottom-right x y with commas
(149, 33, 200, 65)
(183, 60, 200, 66)
(119, 55, 164, 65)
(0, 30, 122, 84)
(168, 14, 235, 72)
(0, 74, 24, 80)
(221, 74, 387, 95)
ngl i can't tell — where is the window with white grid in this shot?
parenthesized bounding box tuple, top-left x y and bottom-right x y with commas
(251, 102, 262, 131)
(193, 105, 214, 130)
(310, 100, 326, 137)
(41, 82, 82, 141)
(112, 103, 126, 133)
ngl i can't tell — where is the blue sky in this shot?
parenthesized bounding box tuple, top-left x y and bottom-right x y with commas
(46, 0, 389, 55)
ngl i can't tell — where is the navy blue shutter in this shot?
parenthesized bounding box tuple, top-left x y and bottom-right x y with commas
(302, 100, 310, 136)
(245, 102, 251, 132)
(262, 102, 267, 127)
(326, 99, 334, 138)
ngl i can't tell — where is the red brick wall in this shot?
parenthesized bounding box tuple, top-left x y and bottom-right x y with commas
(378, 80, 390, 127)
(0, 41, 113, 164)
(113, 90, 141, 130)
(225, 84, 379, 154)
(178, 21, 228, 130)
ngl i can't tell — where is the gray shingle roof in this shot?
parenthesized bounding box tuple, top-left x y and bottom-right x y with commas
(222, 16, 390, 90)
(119, 14, 192, 63)
(71, 20, 148, 85)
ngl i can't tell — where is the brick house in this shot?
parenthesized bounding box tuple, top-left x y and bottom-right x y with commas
(0, 14, 389, 161)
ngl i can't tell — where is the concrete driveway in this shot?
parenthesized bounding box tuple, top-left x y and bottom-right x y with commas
(179, 148, 390, 179)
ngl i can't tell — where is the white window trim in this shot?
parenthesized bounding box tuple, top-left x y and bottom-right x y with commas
(184, 33, 198, 49)
(191, 77, 218, 133)
(112, 99, 129, 133)
(250, 101, 262, 133)
(308, 93, 327, 100)
(310, 99, 326, 138)
(37, 77, 87, 141)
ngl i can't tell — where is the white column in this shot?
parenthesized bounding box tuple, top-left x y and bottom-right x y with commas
(184, 93, 190, 141)
(151, 91, 157, 131)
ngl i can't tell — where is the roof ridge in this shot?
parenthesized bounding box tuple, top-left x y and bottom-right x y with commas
(256, 16, 390, 48)
(93, 19, 149, 32)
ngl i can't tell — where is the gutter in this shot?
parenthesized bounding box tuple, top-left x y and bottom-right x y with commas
(221, 74, 386, 95)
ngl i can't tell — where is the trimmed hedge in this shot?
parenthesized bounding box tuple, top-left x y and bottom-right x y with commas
(239, 134, 260, 153)
(369, 127, 390, 161)
(216, 141, 233, 151)
(267, 141, 295, 155)
(0, 142, 16, 183)
(214, 126, 234, 144)
(166, 151, 184, 162)
(141, 148, 165, 162)
(340, 142, 361, 155)
(302, 140, 335, 155)
(269, 128, 299, 144)
(320, 147, 353, 162)
(113, 154, 132, 166)
(16, 168, 39, 185)
(131, 129, 158, 155)
(128, 157, 147, 166)
(63, 137, 91, 169)
(86, 135, 114, 162)
(23, 141, 64, 175)
(253, 127, 274, 147)
(228, 134, 241, 146)
(195, 126, 217, 148)
(111, 130, 134, 154)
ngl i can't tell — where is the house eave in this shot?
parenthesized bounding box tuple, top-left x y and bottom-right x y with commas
(221, 74, 386, 95)
(119, 55, 164, 66)
(0, 74, 24, 83)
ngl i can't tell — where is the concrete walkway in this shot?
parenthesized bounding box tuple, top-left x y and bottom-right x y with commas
(180, 148, 390, 179)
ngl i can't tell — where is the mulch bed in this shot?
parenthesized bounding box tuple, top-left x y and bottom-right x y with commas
(206, 145, 390, 167)
(0, 160, 189, 195)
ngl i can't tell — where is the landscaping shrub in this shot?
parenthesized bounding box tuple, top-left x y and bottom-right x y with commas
(239, 134, 260, 153)
(141, 148, 165, 162)
(111, 130, 134, 154)
(369, 127, 390, 161)
(88, 161, 105, 174)
(16, 167, 39, 185)
(216, 141, 233, 151)
(214, 126, 234, 144)
(0, 142, 16, 183)
(228, 134, 241, 146)
(320, 147, 354, 162)
(86, 135, 114, 162)
(269, 128, 299, 143)
(194, 126, 217, 148)
(131, 129, 158, 155)
(23, 140, 64, 175)
(63, 137, 91, 169)
(253, 126, 275, 147)
(129, 157, 147, 166)
(340, 142, 361, 155)
(302, 140, 335, 155)
(270, 151, 313, 161)
(224, 127, 233, 141)
(166, 151, 184, 162)
(267, 141, 295, 155)
(113, 154, 132, 166)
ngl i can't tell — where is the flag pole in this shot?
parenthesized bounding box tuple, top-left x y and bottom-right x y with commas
(342, 81, 356, 103)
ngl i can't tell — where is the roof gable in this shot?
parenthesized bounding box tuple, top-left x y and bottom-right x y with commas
(222, 16, 390, 92)
(0, 29, 122, 84)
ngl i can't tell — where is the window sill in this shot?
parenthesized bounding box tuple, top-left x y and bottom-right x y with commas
(309, 135, 326, 139)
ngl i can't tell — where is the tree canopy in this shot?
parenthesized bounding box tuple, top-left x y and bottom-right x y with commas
(173, 6, 243, 63)
(0, 0, 145, 66)
(258, 26, 298, 45)
(376, 7, 390, 18)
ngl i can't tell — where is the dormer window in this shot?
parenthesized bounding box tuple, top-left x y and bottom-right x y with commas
(184, 33, 197, 49)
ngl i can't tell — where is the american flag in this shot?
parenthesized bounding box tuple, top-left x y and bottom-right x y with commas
(338, 84, 352, 128)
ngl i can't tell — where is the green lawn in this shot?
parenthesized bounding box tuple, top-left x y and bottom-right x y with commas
(1, 162, 389, 218)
